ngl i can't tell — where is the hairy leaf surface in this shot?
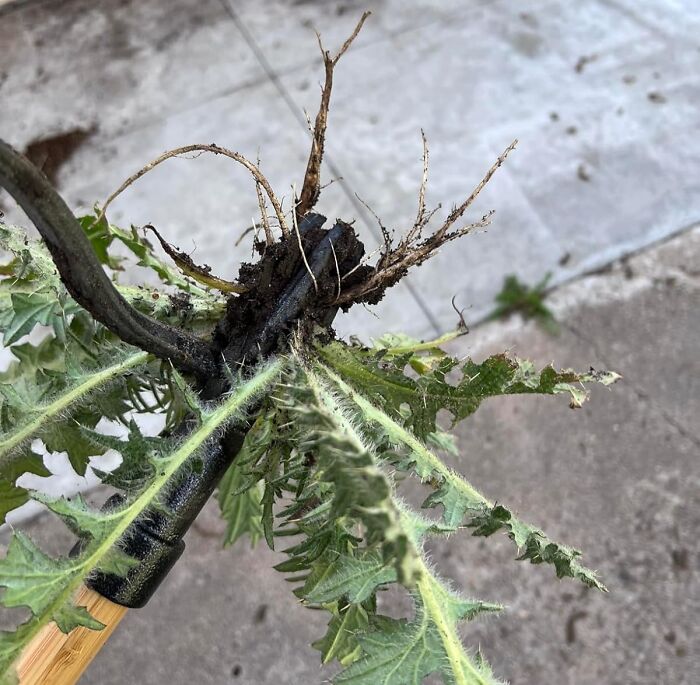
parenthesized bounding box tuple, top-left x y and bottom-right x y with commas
(319, 339, 619, 439)
(0, 360, 282, 681)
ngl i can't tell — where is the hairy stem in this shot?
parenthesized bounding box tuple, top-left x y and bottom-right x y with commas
(318, 363, 488, 506)
(0, 351, 150, 470)
(4, 358, 283, 675)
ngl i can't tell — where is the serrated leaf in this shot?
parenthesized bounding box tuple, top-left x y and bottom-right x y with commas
(1, 223, 221, 333)
(313, 602, 369, 666)
(0, 350, 150, 487)
(320, 362, 608, 591)
(335, 601, 500, 685)
(42, 416, 105, 476)
(426, 429, 459, 455)
(1, 205, 620, 685)
(286, 369, 422, 586)
(0, 360, 283, 682)
(319, 340, 620, 439)
(0, 532, 83, 616)
(53, 604, 105, 633)
(305, 551, 396, 605)
(77, 214, 121, 270)
(4, 292, 60, 346)
(334, 613, 443, 685)
(0, 622, 32, 685)
(0, 482, 29, 523)
(33, 494, 115, 541)
(78, 209, 207, 296)
(86, 420, 161, 493)
(0, 452, 50, 523)
(217, 460, 264, 548)
(9, 338, 66, 375)
(333, 556, 502, 685)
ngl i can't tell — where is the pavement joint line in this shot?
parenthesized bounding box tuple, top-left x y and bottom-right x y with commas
(466, 219, 700, 332)
(218, 0, 441, 335)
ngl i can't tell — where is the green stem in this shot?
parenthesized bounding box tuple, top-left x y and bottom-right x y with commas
(416, 570, 489, 685)
(306, 363, 493, 685)
(5, 358, 283, 677)
(318, 363, 491, 508)
(376, 329, 464, 356)
(0, 351, 151, 467)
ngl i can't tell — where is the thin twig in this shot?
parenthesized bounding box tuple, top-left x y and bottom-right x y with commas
(255, 153, 274, 245)
(255, 181, 274, 245)
(408, 128, 430, 243)
(296, 11, 371, 221)
(437, 139, 517, 239)
(341, 244, 381, 281)
(331, 12, 371, 65)
(235, 225, 254, 247)
(333, 141, 514, 307)
(96, 144, 289, 237)
(451, 295, 469, 332)
(354, 192, 392, 255)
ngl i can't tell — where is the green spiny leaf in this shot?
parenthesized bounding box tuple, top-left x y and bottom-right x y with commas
(0, 532, 83, 616)
(319, 340, 620, 439)
(1, 224, 222, 334)
(287, 366, 422, 586)
(312, 601, 370, 666)
(53, 604, 105, 633)
(86, 420, 162, 493)
(0, 360, 283, 681)
(4, 292, 63, 346)
(0, 349, 151, 521)
(304, 550, 396, 605)
(489, 272, 557, 333)
(217, 460, 264, 548)
(319, 361, 608, 591)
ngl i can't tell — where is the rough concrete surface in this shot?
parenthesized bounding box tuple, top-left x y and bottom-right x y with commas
(1, 0, 699, 683)
(2, 229, 698, 684)
(1, 0, 699, 338)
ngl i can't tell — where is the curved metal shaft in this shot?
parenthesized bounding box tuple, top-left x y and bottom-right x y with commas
(0, 139, 217, 376)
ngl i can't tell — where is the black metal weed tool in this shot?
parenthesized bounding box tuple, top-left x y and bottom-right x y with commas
(87, 214, 364, 608)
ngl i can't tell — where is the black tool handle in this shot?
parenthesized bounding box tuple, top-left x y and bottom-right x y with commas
(86, 219, 359, 608)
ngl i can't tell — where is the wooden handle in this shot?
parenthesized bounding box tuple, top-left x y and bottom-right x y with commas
(15, 585, 127, 685)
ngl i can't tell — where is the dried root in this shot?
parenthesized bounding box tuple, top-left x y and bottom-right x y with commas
(90, 11, 515, 318)
(97, 144, 290, 237)
(334, 138, 518, 306)
(145, 224, 248, 293)
(255, 157, 274, 246)
(295, 11, 371, 221)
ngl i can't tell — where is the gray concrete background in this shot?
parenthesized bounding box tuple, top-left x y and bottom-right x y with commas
(2, 0, 699, 337)
(1, 0, 699, 683)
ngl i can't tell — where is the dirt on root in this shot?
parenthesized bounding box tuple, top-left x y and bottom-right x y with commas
(210, 213, 371, 368)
